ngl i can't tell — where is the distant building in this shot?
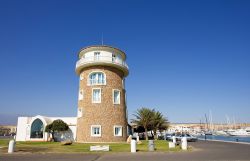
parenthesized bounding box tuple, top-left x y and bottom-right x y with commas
(0, 125, 16, 136)
(16, 45, 129, 142)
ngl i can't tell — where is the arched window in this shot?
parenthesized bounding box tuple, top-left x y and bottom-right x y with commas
(30, 119, 44, 138)
(89, 72, 106, 85)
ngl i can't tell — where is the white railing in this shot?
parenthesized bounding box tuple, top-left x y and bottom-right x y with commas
(76, 56, 129, 70)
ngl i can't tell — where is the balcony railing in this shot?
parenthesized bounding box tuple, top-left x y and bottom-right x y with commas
(76, 56, 129, 74)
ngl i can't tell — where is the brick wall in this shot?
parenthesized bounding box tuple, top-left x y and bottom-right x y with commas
(76, 66, 128, 142)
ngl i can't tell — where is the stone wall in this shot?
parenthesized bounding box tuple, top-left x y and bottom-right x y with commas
(76, 66, 127, 142)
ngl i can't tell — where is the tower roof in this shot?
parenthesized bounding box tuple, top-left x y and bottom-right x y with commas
(78, 45, 127, 60)
(76, 45, 129, 76)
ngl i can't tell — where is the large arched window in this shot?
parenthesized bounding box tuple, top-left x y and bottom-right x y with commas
(89, 72, 106, 85)
(30, 119, 44, 138)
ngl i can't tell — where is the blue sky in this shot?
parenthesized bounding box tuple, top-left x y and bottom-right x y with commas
(0, 0, 249, 125)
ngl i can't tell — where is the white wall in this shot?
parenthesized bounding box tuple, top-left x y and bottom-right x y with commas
(50, 117, 77, 126)
(16, 117, 28, 141)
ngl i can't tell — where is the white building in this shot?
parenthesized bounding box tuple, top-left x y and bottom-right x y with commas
(16, 115, 76, 141)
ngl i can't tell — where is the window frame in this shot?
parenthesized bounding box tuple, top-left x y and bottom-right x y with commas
(79, 89, 84, 100)
(77, 108, 83, 118)
(92, 88, 101, 103)
(94, 52, 100, 60)
(30, 119, 44, 139)
(113, 89, 121, 104)
(88, 71, 106, 86)
(91, 125, 102, 137)
(114, 125, 123, 137)
(80, 73, 84, 80)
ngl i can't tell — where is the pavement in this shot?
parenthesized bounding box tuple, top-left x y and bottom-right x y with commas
(1, 140, 250, 161)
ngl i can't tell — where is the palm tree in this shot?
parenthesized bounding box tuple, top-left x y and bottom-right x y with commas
(151, 111, 169, 139)
(131, 107, 154, 140)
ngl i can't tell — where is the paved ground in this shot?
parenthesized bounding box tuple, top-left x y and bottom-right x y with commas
(1, 140, 250, 161)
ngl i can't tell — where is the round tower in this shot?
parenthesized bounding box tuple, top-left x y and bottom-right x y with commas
(75, 45, 129, 142)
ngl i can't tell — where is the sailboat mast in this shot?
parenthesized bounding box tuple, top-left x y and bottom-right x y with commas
(205, 114, 209, 131)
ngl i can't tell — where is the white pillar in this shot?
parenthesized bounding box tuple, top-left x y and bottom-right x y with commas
(181, 137, 187, 150)
(136, 136, 140, 142)
(148, 140, 155, 151)
(169, 142, 175, 148)
(172, 136, 176, 144)
(131, 140, 136, 153)
(8, 140, 15, 153)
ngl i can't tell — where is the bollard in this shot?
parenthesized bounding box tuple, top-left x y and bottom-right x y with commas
(131, 140, 136, 153)
(8, 140, 15, 153)
(181, 137, 187, 150)
(136, 136, 140, 142)
(148, 140, 155, 151)
(169, 142, 175, 148)
(172, 136, 176, 144)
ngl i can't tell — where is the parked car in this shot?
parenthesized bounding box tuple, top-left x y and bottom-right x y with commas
(179, 134, 197, 142)
(166, 133, 197, 142)
(165, 133, 175, 141)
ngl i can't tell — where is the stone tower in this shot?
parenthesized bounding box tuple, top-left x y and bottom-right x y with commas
(75, 45, 129, 142)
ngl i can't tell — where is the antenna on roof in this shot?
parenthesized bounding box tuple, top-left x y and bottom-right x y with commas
(101, 33, 104, 45)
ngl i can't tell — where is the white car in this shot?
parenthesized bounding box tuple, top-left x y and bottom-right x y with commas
(167, 134, 197, 142)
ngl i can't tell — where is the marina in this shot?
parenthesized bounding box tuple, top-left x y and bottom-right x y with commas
(166, 122, 250, 144)
(197, 135, 250, 143)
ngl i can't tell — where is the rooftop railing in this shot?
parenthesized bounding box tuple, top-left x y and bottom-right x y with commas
(76, 56, 129, 72)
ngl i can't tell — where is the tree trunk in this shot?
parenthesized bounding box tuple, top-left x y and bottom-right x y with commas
(51, 131, 55, 142)
(153, 129, 157, 140)
(145, 128, 148, 140)
(151, 130, 154, 139)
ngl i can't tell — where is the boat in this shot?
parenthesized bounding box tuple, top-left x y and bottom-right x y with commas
(199, 130, 213, 136)
(227, 128, 250, 136)
(213, 130, 228, 136)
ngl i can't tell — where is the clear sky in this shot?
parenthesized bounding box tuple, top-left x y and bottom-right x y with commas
(0, 0, 249, 125)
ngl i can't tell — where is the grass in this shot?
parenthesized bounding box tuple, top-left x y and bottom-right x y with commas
(0, 138, 10, 146)
(0, 139, 182, 154)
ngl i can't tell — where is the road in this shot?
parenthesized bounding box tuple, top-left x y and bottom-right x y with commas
(1, 140, 250, 161)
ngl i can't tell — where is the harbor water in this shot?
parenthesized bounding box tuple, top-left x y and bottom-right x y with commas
(197, 135, 250, 143)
